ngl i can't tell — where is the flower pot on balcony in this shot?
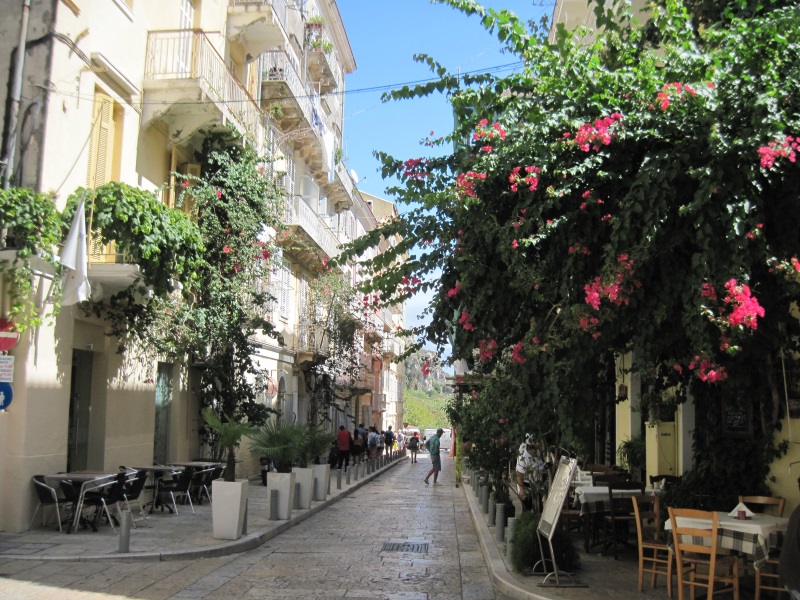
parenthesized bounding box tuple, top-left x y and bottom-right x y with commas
(211, 479, 248, 540)
(292, 466, 314, 509)
(267, 471, 296, 520)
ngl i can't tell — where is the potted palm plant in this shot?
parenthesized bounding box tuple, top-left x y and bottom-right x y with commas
(201, 407, 255, 540)
(302, 426, 336, 501)
(249, 419, 305, 519)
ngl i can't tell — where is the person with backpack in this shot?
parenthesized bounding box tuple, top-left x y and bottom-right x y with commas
(384, 426, 395, 456)
(352, 426, 364, 465)
(367, 426, 379, 461)
(407, 432, 420, 463)
(377, 429, 385, 456)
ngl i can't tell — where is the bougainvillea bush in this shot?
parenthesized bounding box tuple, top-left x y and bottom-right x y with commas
(338, 0, 800, 501)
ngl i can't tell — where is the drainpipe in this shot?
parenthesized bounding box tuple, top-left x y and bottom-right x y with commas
(2, 0, 32, 192)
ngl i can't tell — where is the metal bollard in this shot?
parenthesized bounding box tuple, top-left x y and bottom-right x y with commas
(481, 485, 489, 514)
(327, 470, 331, 495)
(475, 477, 482, 498)
(242, 498, 248, 535)
(346, 467, 351, 485)
(496, 503, 506, 541)
(488, 497, 497, 526)
(269, 489, 279, 520)
(294, 482, 301, 509)
(354, 462, 359, 481)
(506, 517, 517, 560)
(337, 468, 342, 490)
(118, 510, 132, 553)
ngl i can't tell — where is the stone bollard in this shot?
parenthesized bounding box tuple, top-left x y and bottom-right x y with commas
(118, 510, 132, 553)
(354, 462, 359, 481)
(327, 471, 331, 495)
(242, 498, 248, 535)
(269, 489, 279, 521)
(488, 497, 497, 526)
(294, 482, 301, 509)
(506, 517, 517, 560)
(475, 477, 482, 498)
(496, 503, 506, 541)
(481, 485, 490, 514)
(337, 468, 342, 490)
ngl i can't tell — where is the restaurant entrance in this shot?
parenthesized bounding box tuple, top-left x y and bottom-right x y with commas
(67, 350, 93, 472)
(153, 362, 173, 464)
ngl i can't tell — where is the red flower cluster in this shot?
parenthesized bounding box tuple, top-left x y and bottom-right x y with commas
(447, 282, 461, 298)
(400, 275, 421, 295)
(568, 243, 591, 255)
(508, 165, 541, 193)
(455, 171, 487, 199)
(722, 279, 765, 330)
(654, 82, 697, 111)
(688, 355, 727, 383)
(745, 223, 763, 240)
(478, 339, 498, 362)
(584, 254, 638, 310)
(511, 342, 526, 364)
(758, 136, 798, 169)
(421, 361, 432, 377)
(473, 119, 507, 142)
(567, 113, 623, 152)
(402, 157, 430, 180)
(458, 310, 475, 331)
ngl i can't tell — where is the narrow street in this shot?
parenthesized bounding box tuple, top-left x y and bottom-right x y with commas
(0, 455, 511, 599)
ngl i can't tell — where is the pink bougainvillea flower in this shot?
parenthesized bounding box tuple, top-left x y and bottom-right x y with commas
(478, 339, 498, 362)
(512, 239, 519, 249)
(458, 310, 475, 331)
(511, 341, 526, 364)
(215, 189, 222, 198)
(498, 418, 506, 424)
(447, 282, 461, 298)
(421, 361, 431, 377)
(222, 246, 233, 254)
(723, 279, 765, 330)
(758, 135, 799, 169)
(181, 181, 191, 188)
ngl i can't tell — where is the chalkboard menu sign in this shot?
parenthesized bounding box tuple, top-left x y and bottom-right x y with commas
(537, 457, 577, 540)
(722, 397, 753, 438)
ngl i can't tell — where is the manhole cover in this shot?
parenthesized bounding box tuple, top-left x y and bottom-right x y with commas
(381, 542, 429, 553)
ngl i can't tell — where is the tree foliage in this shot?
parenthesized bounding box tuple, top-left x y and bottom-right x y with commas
(336, 0, 800, 499)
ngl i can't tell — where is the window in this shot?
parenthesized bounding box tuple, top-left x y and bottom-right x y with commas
(86, 89, 122, 188)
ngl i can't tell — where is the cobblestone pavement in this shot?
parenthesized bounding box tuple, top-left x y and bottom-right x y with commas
(0, 456, 512, 600)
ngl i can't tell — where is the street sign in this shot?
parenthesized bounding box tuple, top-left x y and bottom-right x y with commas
(0, 356, 13, 382)
(0, 318, 20, 352)
(0, 382, 12, 410)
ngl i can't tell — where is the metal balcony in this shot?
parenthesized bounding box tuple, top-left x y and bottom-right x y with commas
(260, 51, 333, 178)
(142, 30, 264, 147)
(227, 0, 288, 58)
(304, 24, 340, 93)
(282, 195, 340, 261)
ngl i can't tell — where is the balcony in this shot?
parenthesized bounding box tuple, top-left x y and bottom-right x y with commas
(86, 238, 144, 300)
(281, 195, 340, 261)
(381, 335, 401, 359)
(260, 51, 330, 176)
(324, 161, 357, 211)
(295, 322, 330, 369)
(227, 0, 288, 58)
(304, 25, 340, 93)
(142, 30, 264, 147)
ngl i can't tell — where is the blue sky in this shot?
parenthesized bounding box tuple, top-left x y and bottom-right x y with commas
(336, 1, 553, 338)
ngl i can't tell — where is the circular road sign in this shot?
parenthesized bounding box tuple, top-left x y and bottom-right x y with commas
(0, 318, 20, 352)
(0, 382, 12, 410)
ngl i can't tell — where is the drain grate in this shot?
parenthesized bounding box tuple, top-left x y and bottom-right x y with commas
(382, 542, 429, 553)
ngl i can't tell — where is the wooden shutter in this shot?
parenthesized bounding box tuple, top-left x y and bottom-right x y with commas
(86, 92, 115, 189)
(280, 259, 291, 320)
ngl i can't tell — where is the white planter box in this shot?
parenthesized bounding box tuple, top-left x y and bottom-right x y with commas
(211, 479, 248, 540)
(267, 471, 296, 520)
(312, 463, 330, 501)
(292, 467, 314, 509)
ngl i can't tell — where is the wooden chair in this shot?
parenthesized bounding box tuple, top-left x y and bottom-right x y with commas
(632, 494, 673, 596)
(754, 557, 786, 600)
(602, 480, 643, 558)
(739, 495, 785, 517)
(668, 507, 740, 600)
(650, 474, 682, 490)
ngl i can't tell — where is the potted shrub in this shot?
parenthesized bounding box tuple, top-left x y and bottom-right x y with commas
(249, 419, 305, 519)
(302, 426, 335, 501)
(201, 407, 255, 540)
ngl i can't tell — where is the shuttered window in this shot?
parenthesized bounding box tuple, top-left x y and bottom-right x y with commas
(280, 259, 291, 320)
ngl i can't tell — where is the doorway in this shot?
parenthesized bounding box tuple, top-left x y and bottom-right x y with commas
(68, 350, 94, 472)
(153, 362, 173, 464)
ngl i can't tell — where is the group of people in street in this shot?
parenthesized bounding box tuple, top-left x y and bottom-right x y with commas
(331, 424, 445, 488)
(333, 424, 404, 471)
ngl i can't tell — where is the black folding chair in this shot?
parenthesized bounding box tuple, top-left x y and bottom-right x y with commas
(31, 476, 70, 532)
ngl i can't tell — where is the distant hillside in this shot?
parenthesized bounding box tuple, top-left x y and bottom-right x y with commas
(403, 350, 451, 430)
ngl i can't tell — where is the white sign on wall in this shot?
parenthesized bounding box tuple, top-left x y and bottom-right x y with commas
(0, 356, 13, 383)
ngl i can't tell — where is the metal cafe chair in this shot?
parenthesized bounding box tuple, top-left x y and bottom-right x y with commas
(31, 475, 70, 532)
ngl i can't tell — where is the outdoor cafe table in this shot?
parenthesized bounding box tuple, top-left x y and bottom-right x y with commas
(43, 471, 120, 533)
(131, 465, 184, 513)
(574, 484, 656, 551)
(664, 512, 788, 569)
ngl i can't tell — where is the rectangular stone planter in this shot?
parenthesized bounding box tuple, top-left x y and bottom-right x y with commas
(292, 467, 313, 509)
(312, 463, 329, 501)
(211, 479, 248, 540)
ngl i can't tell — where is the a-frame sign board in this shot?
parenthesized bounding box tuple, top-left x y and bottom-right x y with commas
(534, 457, 586, 587)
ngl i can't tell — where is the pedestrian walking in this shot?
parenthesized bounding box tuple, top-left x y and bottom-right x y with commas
(336, 425, 351, 471)
(352, 426, 364, 464)
(384, 426, 395, 456)
(407, 432, 420, 463)
(423, 428, 444, 485)
(377, 429, 385, 456)
(367, 426, 379, 460)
